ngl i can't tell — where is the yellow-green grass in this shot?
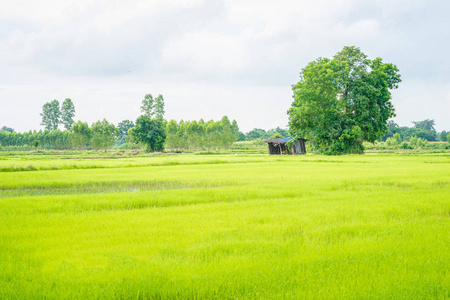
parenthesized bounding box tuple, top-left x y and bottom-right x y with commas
(0, 153, 449, 299)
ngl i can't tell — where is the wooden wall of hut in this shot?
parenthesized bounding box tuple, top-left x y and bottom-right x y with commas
(292, 139, 306, 154)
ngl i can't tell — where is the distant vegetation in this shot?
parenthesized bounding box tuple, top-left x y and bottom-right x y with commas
(0, 94, 293, 152)
(381, 119, 448, 142)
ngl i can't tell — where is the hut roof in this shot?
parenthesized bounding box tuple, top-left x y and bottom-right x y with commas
(263, 138, 292, 143)
(263, 137, 307, 143)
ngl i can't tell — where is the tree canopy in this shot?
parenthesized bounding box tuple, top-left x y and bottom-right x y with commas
(129, 115, 166, 152)
(154, 94, 165, 120)
(381, 119, 438, 142)
(1, 126, 14, 133)
(141, 94, 154, 117)
(61, 98, 76, 131)
(117, 120, 135, 144)
(141, 94, 165, 119)
(71, 121, 91, 150)
(90, 119, 119, 152)
(412, 119, 435, 131)
(40, 100, 61, 131)
(288, 46, 401, 154)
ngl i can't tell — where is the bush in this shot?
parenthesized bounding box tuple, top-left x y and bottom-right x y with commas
(401, 142, 412, 150)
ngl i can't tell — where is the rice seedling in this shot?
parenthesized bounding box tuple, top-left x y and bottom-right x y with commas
(0, 153, 448, 298)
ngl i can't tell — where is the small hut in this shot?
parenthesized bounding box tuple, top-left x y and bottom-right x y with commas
(263, 138, 307, 155)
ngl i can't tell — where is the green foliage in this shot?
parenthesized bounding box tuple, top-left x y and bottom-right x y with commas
(231, 120, 241, 141)
(165, 119, 181, 151)
(154, 94, 165, 120)
(129, 115, 166, 152)
(0, 129, 72, 150)
(403, 127, 437, 141)
(40, 100, 61, 131)
(245, 128, 266, 141)
(288, 46, 401, 155)
(400, 142, 412, 149)
(32, 140, 39, 149)
(413, 119, 435, 131)
(71, 121, 91, 150)
(393, 133, 401, 144)
(270, 133, 284, 139)
(235, 131, 246, 142)
(90, 119, 119, 152)
(407, 135, 431, 149)
(382, 120, 438, 142)
(416, 137, 425, 148)
(141, 94, 165, 120)
(448, 133, 450, 144)
(1, 126, 14, 133)
(244, 127, 290, 141)
(439, 130, 447, 142)
(268, 127, 289, 138)
(60, 98, 75, 131)
(117, 120, 135, 144)
(164, 117, 237, 151)
(385, 137, 394, 147)
(140, 94, 154, 117)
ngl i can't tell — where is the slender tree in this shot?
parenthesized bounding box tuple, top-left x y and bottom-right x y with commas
(40, 100, 61, 131)
(221, 116, 235, 149)
(61, 98, 76, 131)
(165, 120, 179, 151)
(154, 94, 165, 119)
(141, 94, 154, 117)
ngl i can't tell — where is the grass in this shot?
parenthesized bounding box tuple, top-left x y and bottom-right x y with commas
(0, 152, 448, 299)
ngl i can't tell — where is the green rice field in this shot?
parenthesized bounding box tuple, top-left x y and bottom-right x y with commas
(0, 152, 449, 299)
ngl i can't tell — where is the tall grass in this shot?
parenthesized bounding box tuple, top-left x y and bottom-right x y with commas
(0, 153, 448, 298)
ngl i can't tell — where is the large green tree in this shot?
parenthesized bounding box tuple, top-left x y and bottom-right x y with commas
(61, 98, 76, 131)
(40, 100, 61, 131)
(90, 119, 119, 152)
(129, 115, 166, 152)
(288, 46, 401, 154)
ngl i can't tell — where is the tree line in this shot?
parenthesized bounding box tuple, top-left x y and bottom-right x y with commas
(165, 117, 239, 151)
(1, 93, 291, 151)
(381, 119, 449, 142)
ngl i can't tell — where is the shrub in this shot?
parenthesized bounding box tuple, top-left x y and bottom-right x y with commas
(401, 142, 412, 150)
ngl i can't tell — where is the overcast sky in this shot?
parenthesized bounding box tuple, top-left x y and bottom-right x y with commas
(1, 0, 449, 133)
